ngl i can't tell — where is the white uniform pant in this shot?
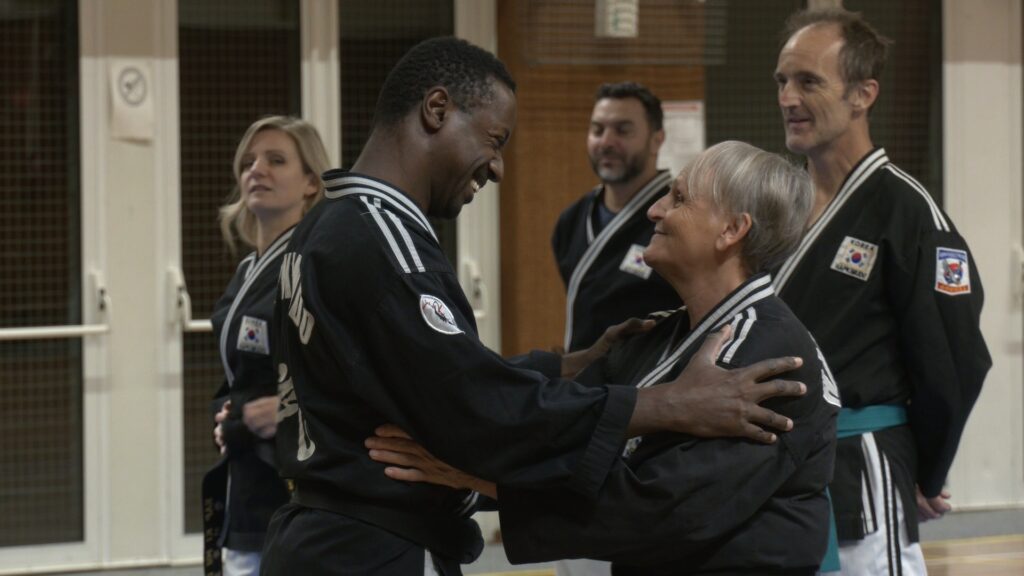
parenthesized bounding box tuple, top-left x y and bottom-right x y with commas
(556, 558, 610, 576)
(424, 550, 440, 576)
(820, 432, 927, 576)
(222, 548, 261, 576)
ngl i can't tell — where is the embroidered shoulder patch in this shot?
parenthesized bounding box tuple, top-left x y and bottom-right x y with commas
(237, 315, 270, 355)
(619, 243, 653, 279)
(419, 294, 463, 335)
(830, 236, 878, 281)
(935, 247, 971, 295)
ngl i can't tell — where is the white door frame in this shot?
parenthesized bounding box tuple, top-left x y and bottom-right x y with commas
(456, 0, 503, 351)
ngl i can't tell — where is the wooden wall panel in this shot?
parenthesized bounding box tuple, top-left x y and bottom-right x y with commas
(497, 0, 705, 355)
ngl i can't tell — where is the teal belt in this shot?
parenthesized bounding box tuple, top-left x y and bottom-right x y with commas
(821, 404, 908, 572)
(837, 404, 908, 439)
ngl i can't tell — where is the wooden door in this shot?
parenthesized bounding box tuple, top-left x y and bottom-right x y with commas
(497, 0, 706, 355)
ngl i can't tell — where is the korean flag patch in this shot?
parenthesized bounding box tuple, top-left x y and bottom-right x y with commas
(619, 243, 653, 279)
(830, 236, 878, 281)
(935, 247, 971, 295)
(237, 315, 270, 355)
(420, 294, 463, 335)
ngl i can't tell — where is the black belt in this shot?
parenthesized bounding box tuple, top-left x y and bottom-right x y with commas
(288, 479, 484, 564)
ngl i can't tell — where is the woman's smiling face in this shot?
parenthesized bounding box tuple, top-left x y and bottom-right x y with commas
(644, 169, 728, 282)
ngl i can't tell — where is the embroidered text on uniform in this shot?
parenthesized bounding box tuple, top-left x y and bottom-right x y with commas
(280, 252, 316, 344)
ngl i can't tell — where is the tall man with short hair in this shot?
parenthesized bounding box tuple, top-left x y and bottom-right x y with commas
(554, 82, 681, 354)
(263, 37, 805, 576)
(771, 9, 990, 574)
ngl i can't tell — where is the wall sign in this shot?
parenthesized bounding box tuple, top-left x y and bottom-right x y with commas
(109, 59, 154, 141)
(656, 100, 705, 178)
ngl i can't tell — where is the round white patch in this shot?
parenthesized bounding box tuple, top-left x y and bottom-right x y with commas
(419, 294, 463, 335)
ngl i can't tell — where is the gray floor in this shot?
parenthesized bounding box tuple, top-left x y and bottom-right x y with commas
(45, 507, 1024, 576)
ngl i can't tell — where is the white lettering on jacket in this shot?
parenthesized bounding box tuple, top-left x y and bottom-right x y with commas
(280, 252, 316, 345)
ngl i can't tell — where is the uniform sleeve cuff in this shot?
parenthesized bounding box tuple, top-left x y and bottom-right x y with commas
(506, 350, 562, 377)
(566, 384, 635, 499)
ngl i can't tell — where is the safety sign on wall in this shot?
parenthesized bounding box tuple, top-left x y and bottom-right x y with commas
(109, 59, 154, 142)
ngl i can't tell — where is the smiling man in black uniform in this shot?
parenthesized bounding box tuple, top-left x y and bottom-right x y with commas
(772, 9, 990, 574)
(262, 37, 807, 576)
(553, 82, 681, 356)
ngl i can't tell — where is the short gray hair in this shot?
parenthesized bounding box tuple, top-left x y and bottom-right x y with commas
(682, 141, 812, 273)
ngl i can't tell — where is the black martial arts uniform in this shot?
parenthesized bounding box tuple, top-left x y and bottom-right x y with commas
(203, 230, 293, 575)
(263, 171, 637, 576)
(773, 148, 990, 552)
(553, 171, 681, 351)
(499, 273, 840, 575)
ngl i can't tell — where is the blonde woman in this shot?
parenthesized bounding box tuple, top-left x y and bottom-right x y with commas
(203, 116, 329, 576)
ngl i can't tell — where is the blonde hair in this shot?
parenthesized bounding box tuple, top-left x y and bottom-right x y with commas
(218, 116, 331, 253)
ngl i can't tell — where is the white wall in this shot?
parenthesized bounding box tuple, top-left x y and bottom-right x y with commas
(943, 0, 1024, 509)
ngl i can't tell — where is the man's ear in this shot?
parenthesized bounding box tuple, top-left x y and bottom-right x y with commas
(650, 128, 666, 156)
(422, 87, 451, 133)
(717, 212, 752, 252)
(849, 79, 879, 115)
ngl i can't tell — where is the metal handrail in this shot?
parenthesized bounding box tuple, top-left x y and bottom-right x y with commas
(186, 318, 213, 332)
(168, 265, 213, 333)
(0, 269, 111, 341)
(462, 258, 487, 321)
(0, 265, 216, 341)
(0, 323, 110, 341)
